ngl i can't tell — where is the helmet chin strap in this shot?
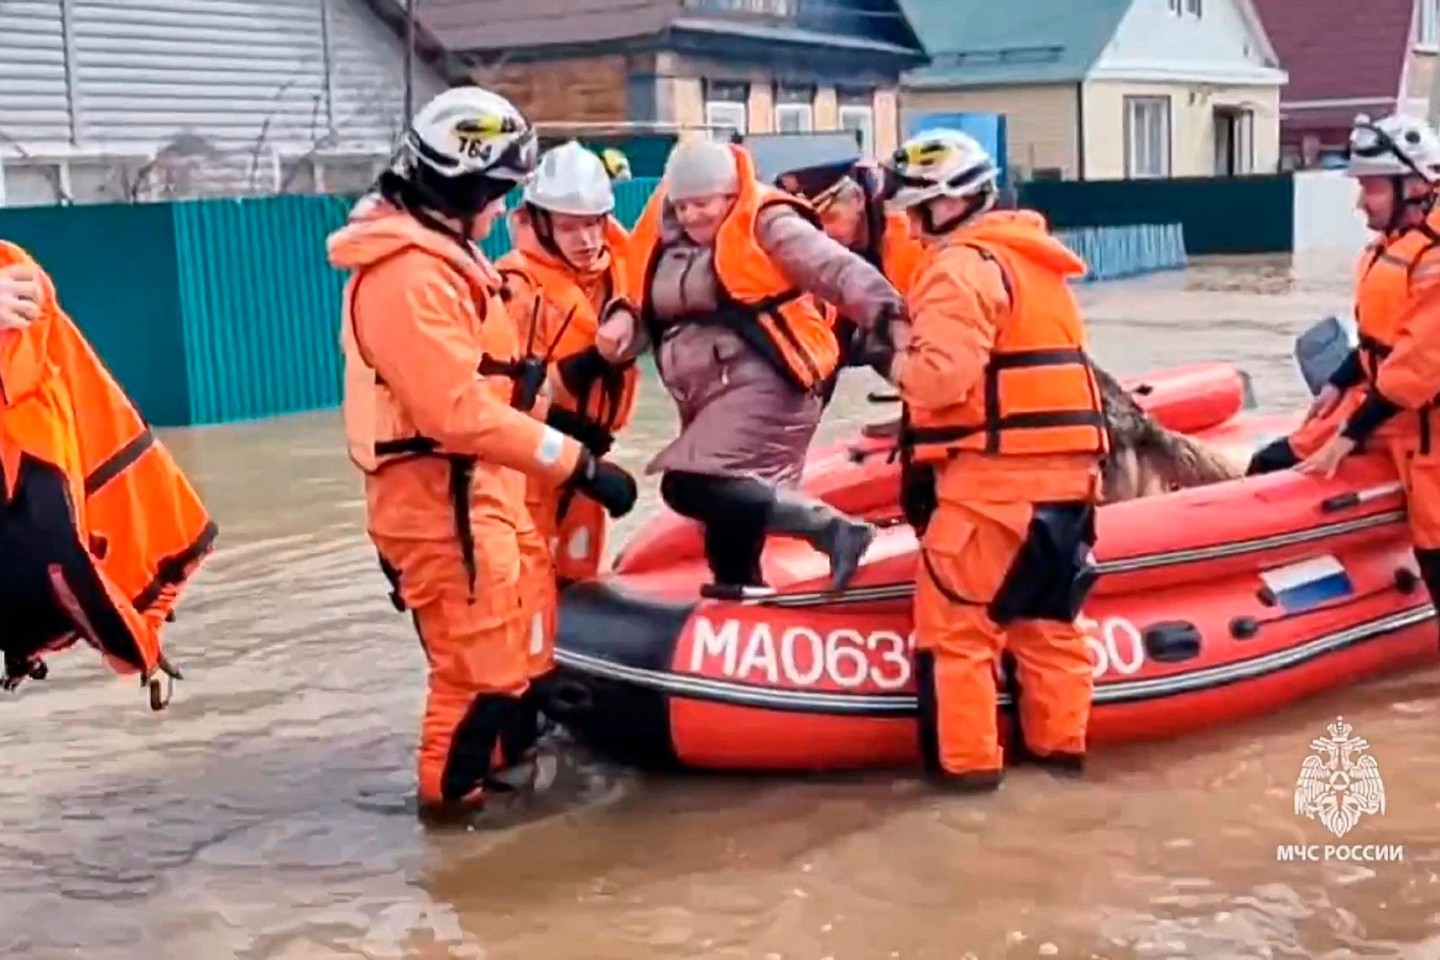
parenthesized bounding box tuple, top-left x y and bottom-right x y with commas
(525, 204, 578, 269)
(1385, 176, 1437, 234)
(915, 189, 994, 236)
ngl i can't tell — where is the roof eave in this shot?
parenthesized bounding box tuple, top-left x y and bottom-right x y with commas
(901, 72, 1085, 89)
(668, 17, 925, 58)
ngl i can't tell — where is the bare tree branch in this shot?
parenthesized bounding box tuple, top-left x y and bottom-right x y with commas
(0, 127, 72, 205)
(248, 74, 308, 192)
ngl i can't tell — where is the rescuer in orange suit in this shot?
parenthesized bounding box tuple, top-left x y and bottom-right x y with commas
(326, 86, 639, 819)
(497, 141, 640, 673)
(0, 240, 216, 709)
(877, 129, 1109, 790)
(774, 156, 926, 405)
(1289, 112, 1440, 618)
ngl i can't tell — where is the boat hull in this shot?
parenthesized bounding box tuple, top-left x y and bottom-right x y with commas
(544, 365, 1439, 772)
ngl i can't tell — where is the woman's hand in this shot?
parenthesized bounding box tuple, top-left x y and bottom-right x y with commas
(0, 264, 41, 331)
(1296, 434, 1357, 479)
(1304, 382, 1343, 423)
(595, 307, 638, 362)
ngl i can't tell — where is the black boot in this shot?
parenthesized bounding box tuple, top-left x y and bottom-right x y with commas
(1416, 549, 1440, 647)
(765, 492, 875, 591)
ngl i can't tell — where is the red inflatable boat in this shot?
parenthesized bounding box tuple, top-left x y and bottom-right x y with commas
(540, 361, 1438, 772)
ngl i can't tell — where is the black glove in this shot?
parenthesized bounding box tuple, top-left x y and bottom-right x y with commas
(555, 346, 609, 398)
(854, 303, 906, 379)
(568, 448, 637, 519)
(546, 405, 615, 456)
(900, 461, 938, 534)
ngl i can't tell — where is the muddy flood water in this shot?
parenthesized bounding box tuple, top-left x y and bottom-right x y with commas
(6, 252, 1440, 960)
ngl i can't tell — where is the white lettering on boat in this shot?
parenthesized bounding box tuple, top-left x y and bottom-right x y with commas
(687, 617, 915, 692)
(1079, 614, 1146, 678)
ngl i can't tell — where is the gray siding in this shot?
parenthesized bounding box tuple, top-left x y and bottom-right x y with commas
(2, 0, 441, 155)
(325, 0, 443, 153)
(0, 0, 72, 149)
(71, 0, 330, 151)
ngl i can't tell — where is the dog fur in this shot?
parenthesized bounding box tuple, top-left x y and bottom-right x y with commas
(1093, 360, 1245, 503)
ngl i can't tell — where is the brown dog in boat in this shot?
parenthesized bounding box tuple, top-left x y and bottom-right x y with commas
(1092, 362, 1244, 502)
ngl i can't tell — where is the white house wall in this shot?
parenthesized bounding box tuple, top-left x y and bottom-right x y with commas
(0, 1, 71, 149)
(0, 0, 442, 161)
(325, 0, 443, 153)
(1089, 0, 1288, 87)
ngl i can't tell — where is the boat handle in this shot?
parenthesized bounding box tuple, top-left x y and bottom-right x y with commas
(1319, 481, 1404, 513)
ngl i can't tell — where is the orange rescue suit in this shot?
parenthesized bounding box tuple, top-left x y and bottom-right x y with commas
(1339, 206, 1440, 568)
(327, 199, 586, 811)
(875, 209, 925, 297)
(893, 210, 1108, 785)
(629, 144, 841, 393)
(497, 215, 639, 591)
(1267, 210, 1440, 465)
(0, 240, 215, 706)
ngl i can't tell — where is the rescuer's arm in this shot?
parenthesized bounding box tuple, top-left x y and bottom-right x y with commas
(1344, 249, 1440, 441)
(757, 204, 905, 332)
(355, 254, 582, 486)
(890, 247, 1008, 411)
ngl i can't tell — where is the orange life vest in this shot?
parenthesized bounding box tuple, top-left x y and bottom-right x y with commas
(496, 217, 640, 439)
(631, 144, 840, 393)
(901, 233, 1110, 463)
(1353, 206, 1440, 381)
(340, 231, 533, 476)
(0, 241, 215, 705)
(338, 215, 540, 599)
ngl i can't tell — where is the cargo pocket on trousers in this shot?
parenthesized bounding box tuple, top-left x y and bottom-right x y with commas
(917, 507, 987, 610)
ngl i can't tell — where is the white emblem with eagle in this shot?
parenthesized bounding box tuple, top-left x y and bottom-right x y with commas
(1293, 716, 1386, 838)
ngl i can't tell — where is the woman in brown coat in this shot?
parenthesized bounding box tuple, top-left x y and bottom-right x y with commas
(596, 138, 907, 597)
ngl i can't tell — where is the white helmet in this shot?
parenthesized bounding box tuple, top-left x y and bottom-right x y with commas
(1347, 113, 1440, 182)
(523, 141, 615, 216)
(401, 86, 537, 184)
(883, 129, 999, 213)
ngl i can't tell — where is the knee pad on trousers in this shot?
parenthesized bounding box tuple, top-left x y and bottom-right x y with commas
(1246, 437, 1300, 476)
(914, 650, 943, 778)
(913, 651, 1004, 791)
(988, 503, 1099, 625)
(497, 684, 548, 769)
(441, 693, 522, 803)
(1415, 548, 1440, 613)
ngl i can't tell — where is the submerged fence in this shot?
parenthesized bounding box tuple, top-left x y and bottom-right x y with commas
(0, 179, 1188, 427)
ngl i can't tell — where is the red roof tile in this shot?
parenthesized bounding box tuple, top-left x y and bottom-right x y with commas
(1252, 0, 1411, 105)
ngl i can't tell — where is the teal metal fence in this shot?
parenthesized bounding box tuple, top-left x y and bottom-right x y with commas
(1020, 174, 1295, 255)
(1058, 223, 1187, 282)
(0, 178, 1188, 427)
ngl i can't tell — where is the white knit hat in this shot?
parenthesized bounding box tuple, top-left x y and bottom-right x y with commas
(663, 139, 740, 200)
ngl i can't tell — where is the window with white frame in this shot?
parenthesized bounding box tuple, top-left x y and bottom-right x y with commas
(1419, 0, 1437, 46)
(775, 103, 813, 133)
(705, 101, 747, 139)
(1125, 96, 1171, 178)
(774, 83, 815, 133)
(704, 79, 749, 139)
